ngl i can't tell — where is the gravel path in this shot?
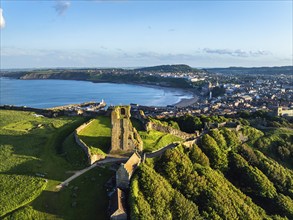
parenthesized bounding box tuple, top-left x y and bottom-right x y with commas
(56, 157, 128, 189)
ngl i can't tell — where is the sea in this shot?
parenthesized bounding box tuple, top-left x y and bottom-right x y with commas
(0, 78, 193, 108)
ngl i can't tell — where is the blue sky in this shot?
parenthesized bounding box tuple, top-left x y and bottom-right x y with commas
(0, 0, 292, 68)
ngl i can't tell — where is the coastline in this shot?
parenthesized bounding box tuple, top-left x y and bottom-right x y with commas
(0, 77, 199, 108)
(174, 95, 199, 108)
(89, 80, 200, 108)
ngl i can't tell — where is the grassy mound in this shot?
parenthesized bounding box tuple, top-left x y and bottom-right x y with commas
(0, 110, 89, 218)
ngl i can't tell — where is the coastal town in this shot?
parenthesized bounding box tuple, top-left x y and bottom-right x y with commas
(2, 65, 293, 118)
(126, 68, 293, 119)
(1, 0, 292, 219)
(1, 67, 292, 220)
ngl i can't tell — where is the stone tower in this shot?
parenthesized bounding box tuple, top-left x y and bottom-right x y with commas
(110, 106, 143, 153)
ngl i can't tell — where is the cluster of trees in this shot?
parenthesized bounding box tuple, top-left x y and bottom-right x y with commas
(130, 144, 268, 219)
(130, 123, 293, 219)
(161, 114, 236, 133)
(238, 144, 293, 199)
(254, 130, 293, 166)
(129, 163, 201, 220)
(136, 64, 198, 73)
(198, 128, 241, 171)
(238, 110, 293, 128)
(227, 151, 293, 218)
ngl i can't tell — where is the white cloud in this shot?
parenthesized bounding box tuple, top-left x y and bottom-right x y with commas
(1, 47, 288, 69)
(202, 48, 271, 57)
(0, 8, 5, 29)
(53, 1, 71, 15)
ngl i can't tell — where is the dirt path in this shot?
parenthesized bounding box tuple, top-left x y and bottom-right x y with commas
(56, 157, 128, 189)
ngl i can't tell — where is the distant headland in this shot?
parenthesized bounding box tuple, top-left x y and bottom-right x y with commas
(1, 64, 292, 90)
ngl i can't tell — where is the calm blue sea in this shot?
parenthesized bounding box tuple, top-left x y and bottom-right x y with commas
(0, 78, 193, 108)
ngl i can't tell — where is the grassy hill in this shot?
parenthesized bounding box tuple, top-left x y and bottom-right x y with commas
(2, 109, 292, 219)
(0, 110, 180, 219)
(135, 64, 199, 73)
(0, 110, 113, 219)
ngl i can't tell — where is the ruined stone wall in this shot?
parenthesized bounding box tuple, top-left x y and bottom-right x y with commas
(74, 119, 106, 165)
(146, 122, 196, 140)
(75, 119, 95, 133)
(116, 165, 130, 190)
(111, 106, 143, 153)
(182, 139, 197, 148)
(73, 131, 92, 164)
(131, 110, 149, 129)
(131, 109, 196, 140)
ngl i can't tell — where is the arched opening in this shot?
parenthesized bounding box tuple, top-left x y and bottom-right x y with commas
(121, 108, 126, 115)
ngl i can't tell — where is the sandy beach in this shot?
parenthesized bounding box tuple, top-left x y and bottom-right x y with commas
(174, 95, 199, 108)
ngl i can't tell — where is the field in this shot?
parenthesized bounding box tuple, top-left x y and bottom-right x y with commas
(0, 110, 113, 219)
(77, 116, 112, 155)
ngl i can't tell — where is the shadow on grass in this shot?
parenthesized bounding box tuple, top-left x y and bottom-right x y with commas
(30, 167, 114, 220)
(78, 135, 111, 153)
(131, 118, 146, 131)
(0, 117, 88, 181)
(62, 133, 88, 170)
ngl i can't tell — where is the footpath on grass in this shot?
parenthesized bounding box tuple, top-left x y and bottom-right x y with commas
(56, 156, 128, 189)
(57, 132, 201, 189)
(56, 141, 181, 190)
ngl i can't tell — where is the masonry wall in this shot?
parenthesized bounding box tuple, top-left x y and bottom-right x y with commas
(74, 119, 106, 165)
(146, 122, 196, 140)
(111, 106, 143, 153)
(116, 165, 130, 189)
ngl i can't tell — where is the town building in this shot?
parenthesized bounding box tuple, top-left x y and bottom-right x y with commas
(116, 152, 141, 189)
(109, 188, 127, 220)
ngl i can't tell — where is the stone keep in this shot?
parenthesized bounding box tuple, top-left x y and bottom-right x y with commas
(111, 106, 143, 153)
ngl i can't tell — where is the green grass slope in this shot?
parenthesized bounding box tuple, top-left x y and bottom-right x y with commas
(77, 116, 111, 155)
(0, 110, 112, 219)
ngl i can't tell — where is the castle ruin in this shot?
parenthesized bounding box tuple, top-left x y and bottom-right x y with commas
(110, 106, 143, 153)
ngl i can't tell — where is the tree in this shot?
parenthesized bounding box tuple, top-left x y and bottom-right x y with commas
(189, 144, 210, 167)
(200, 134, 228, 171)
(209, 129, 227, 150)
